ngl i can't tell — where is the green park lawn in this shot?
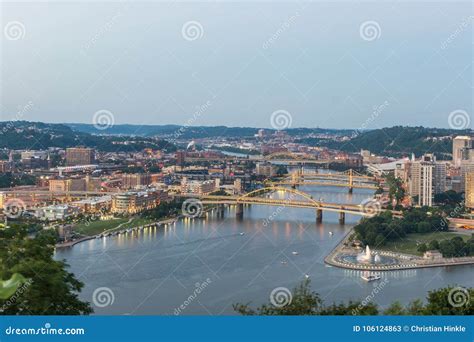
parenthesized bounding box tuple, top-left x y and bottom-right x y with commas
(380, 231, 471, 256)
(73, 217, 154, 236)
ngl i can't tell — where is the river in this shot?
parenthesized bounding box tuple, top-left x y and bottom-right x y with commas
(55, 184, 474, 315)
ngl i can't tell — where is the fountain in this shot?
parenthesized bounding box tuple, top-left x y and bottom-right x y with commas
(356, 245, 372, 263)
(336, 244, 400, 266)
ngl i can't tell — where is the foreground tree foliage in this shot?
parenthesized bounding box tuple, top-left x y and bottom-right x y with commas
(0, 225, 92, 315)
(234, 280, 474, 316)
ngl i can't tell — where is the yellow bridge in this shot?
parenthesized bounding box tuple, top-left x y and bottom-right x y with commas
(268, 169, 383, 192)
(182, 186, 398, 224)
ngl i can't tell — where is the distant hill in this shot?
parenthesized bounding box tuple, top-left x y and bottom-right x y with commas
(67, 123, 353, 138)
(1, 122, 471, 159)
(319, 126, 472, 159)
(0, 121, 175, 152)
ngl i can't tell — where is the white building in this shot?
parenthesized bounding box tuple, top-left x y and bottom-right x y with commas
(453, 136, 472, 167)
(181, 178, 217, 194)
(36, 205, 80, 221)
(256, 162, 275, 177)
(409, 154, 446, 206)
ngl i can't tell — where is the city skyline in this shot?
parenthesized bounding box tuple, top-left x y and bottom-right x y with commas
(1, 0, 474, 332)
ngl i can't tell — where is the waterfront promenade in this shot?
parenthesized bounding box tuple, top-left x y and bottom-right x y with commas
(325, 229, 474, 271)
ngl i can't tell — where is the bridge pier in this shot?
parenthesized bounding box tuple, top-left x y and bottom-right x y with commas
(236, 203, 244, 218)
(316, 209, 323, 223)
(339, 211, 345, 225)
(217, 204, 225, 218)
(348, 187, 353, 194)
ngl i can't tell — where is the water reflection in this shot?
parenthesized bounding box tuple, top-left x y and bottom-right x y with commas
(55, 181, 474, 315)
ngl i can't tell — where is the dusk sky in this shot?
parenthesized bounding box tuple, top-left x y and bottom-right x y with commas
(1, 1, 472, 129)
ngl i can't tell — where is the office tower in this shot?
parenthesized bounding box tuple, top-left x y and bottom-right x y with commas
(121, 173, 151, 189)
(66, 147, 95, 166)
(466, 172, 474, 210)
(175, 151, 186, 167)
(453, 136, 472, 167)
(460, 162, 474, 192)
(409, 154, 446, 206)
(234, 178, 242, 194)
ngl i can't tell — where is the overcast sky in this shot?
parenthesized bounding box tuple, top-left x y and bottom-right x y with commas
(1, 1, 472, 129)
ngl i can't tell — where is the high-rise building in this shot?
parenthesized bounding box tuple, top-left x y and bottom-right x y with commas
(233, 178, 242, 194)
(66, 147, 95, 166)
(256, 162, 275, 177)
(460, 162, 474, 192)
(121, 173, 151, 189)
(409, 154, 446, 206)
(453, 136, 472, 167)
(175, 151, 186, 167)
(466, 172, 474, 210)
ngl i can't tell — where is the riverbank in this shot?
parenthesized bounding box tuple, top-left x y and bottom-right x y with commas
(55, 216, 179, 249)
(325, 229, 474, 271)
(54, 204, 218, 249)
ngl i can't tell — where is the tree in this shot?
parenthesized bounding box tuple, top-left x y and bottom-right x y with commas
(417, 243, 428, 254)
(0, 225, 92, 315)
(384, 301, 406, 315)
(233, 280, 322, 315)
(320, 301, 378, 315)
(417, 222, 431, 233)
(405, 299, 425, 315)
(424, 287, 474, 315)
(234, 281, 474, 316)
(434, 190, 463, 206)
(428, 240, 440, 250)
(438, 240, 456, 257)
(386, 174, 406, 206)
(234, 280, 380, 316)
